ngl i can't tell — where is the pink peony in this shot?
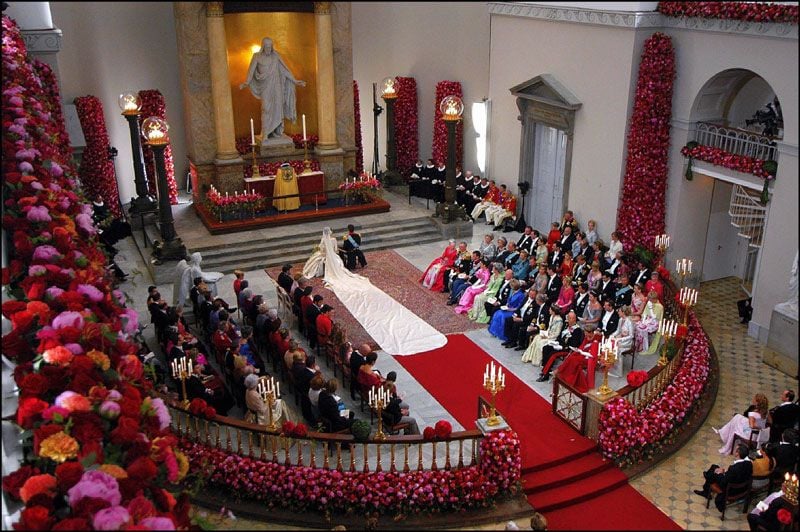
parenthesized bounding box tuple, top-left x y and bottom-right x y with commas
(77, 284, 104, 303)
(149, 398, 171, 430)
(51, 311, 84, 330)
(63, 343, 84, 355)
(75, 213, 96, 235)
(99, 401, 120, 420)
(18, 161, 33, 173)
(67, 470, 121, 507)
(26, 206, 52, 223)
(32, 245, 61, 263)
(92, 505, 130, 531)
(45, 286, 65, 300)
(140, 517, 175, 530)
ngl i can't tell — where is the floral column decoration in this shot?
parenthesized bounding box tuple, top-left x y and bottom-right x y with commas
(353, 80, 364, 174)
(615, 32, 675, 254)
(138, 89, 178, 205)
(394, 76, 418, 179)
(432, 81, 463, 167)
(74, 95, 123, 218)
(658, 2, 799, 24)
(32, 59, 72, 149)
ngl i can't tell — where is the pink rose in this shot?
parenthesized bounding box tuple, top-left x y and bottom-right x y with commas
(67, 470, 121, 507)
(92, 505, 130, 531)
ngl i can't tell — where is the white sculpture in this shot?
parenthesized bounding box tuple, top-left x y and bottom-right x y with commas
(240, 37, 305, 142)
(787, 250, 798, 312)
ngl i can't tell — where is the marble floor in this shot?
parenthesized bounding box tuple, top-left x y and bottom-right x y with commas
(116, 191, 795, 530)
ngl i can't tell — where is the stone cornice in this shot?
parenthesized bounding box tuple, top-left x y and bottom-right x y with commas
(21, 28, 62, 54)
(487, 3, 798, 40)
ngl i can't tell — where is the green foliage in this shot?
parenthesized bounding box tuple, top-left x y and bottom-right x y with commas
(762, 160, 778, 176)
(633, 245, 656, 269)
(351, 419, 371, 441)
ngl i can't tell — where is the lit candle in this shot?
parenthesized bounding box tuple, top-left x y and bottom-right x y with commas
(676, 259, 680, 272)
(276, 382, 280, 398)
(688, 260, 693, 273)
(188, 360, 192, 375)
(501, 372, 505, 387)
(302, 114, 307, 141)
(225, 191, 228, 198)
(250, 118, 255, 145)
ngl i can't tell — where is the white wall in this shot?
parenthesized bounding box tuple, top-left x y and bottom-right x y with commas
(50, 2, 187, 204)
(727, 77, 775, 130)
(351, 2, 490, 174)
(5, 1, 53, 29)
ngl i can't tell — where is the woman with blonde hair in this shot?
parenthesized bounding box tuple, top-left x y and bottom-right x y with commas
(522, 305, 563, 366)
(716, 393, 769, 454)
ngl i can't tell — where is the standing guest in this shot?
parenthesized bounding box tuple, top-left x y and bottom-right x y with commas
(463, 173, 484, 214)
(237, 281, 250, 308)
(645, 270, 665, 303)
(585, 219, 598, 246)
(768, 390, 800, 444)
(342, 224, 367, 270)
(546, 222, 562, 253)
(277, 264, 294, 294)
(173, 259, 191, 306)
(421, 239, 459, 291)
(305, 294, 324, 349)
(233, 270, 246, 298)
(694, 443, 753, 512)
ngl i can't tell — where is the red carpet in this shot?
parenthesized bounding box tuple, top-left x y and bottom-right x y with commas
(397, 335, 681, 531)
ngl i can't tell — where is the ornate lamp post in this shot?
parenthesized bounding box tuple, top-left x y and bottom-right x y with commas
(119, 92, 157, 215)
(434, 95, 469, 223)
(380, 77, 401, 185)
(142, 117, 186, 263)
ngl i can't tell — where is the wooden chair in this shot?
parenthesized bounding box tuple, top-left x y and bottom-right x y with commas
(747, 467, 776, 512)
(708, 478, 753, 520)
(733, 427, 770, 454)
(620, 347, 636, 372)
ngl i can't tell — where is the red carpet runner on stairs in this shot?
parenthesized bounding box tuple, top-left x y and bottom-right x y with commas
(397, 334, 681, 530)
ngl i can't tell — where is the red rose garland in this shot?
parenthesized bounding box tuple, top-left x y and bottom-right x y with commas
(242, 159, 321, 179)
(353, 80, 364, 173)
(432, 81, 463, 167)
(658, 2, 799, 24)
(73, 95, 123, 218)
(680, 143, 775, 179)
(616, 33, 675, 255)
(138, 89, 178, 205)
(2, 14, 188, 529)
(394, 76, 418, 178)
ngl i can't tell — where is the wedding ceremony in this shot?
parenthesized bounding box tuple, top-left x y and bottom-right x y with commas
(2, 1, 799, 531)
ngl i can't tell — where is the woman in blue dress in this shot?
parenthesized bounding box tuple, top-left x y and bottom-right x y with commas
(487, 279, 525, 341)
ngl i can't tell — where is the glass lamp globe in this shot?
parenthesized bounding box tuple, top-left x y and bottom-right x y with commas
(439, 95, 464, 121)
(141, 116, 169, 145)
(381, 77, 397, 99)
(119, 92, 141, 115)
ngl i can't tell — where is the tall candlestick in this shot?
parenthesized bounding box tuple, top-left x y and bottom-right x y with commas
(250, 118, 255, 145)
(302, 114, 307, 141)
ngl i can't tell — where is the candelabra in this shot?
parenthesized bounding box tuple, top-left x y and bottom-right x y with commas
(655, 234, 670, 266)
(250, 143, 261, 178)
(257, 376, 281, 431)
(597, 336, 618, 396)
(170, 355, 192, 408)
(675, 258, 692, 289)
(368, 385, 388, 441)
(782, 472, 798, 505)
(657, 318, 678, 366)
(482, 361, 506, 426)
(678, 287, 699, 325)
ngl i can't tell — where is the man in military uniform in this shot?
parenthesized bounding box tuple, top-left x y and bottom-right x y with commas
(342, 224, 367, 270)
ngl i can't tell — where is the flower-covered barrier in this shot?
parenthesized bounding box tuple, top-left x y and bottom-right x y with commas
(242, 159, 321, 179)
(291, 133, 319, 150)
(598, 312, 711, 465)
(205, 188, 266, 221)
(178, 428, 520, 516)
(353, 80, 364, 173)
(431, 81, 463, 167)
(2, 14, 189, 529)
(338, 172, 382, 203)
(616, 32, 675, 255)
(658, 2, 799, 24)
(681, 143, 776, 179)
(394, 76, 418, 179)
(138, 89, 178, 205)
(73, 95, 123, 218)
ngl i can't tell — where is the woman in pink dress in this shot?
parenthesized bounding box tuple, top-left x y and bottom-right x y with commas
(420, 239, 458, 292)
(554, 276, 575, 314)
(629, 283, 647, 322)
(455, 260, 492, 314)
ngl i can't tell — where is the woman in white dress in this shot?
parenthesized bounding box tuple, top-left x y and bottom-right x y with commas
(635, 291, 664, 354)
(608, 305, 634, 377)
(716, 393, 769, 455)
(522, 306, 563, 366)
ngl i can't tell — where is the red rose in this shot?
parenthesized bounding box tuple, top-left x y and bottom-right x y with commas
(203, 406, 217, 420)
(67, 355, 94, 375)
(188, 398, 209, 416)
(293, 423, 308, 437)
(2, 465, 40, 500)
(111, 416, 140, 445)
(71, 496, 111, 518)
(69, 371, 100, 396)
(54, 461, 83, 492)
(10, 310, 36, 333)
(423, 426, 436, 441)
(69, 411, 105, 444)
(118, 354, 143, 381)
(51, 518, 90, 531)
(12, 505, 52, 531)
(18, 373, 49, 397)
(126, 456, 157, 481)
(434, 420, 452, 440)
(17, 397, 49, 429)
(281, 421, 296, 435)
(777, 508, 792, 525)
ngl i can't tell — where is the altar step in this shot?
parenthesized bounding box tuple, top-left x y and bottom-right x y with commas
(193, 216, 443, 275)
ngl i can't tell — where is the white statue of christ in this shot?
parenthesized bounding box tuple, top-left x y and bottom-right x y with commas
(240, 37, 305, 142)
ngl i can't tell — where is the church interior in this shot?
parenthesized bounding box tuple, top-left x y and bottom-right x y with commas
(2, 1, 798, 530)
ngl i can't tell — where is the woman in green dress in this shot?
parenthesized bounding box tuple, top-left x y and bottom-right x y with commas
(467, 263, 505, 324)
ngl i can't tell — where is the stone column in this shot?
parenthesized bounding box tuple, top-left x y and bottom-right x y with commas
(206, 2, 241, 163)
(314, 2, 340, 152)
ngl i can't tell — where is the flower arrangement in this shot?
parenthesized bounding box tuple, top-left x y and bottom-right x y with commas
(205, 187, 265, 220)
(1, 14, 188, 529)
(178, 428, 520, 516)
(188, 398, 217, 420)
(432, 81, 463, 167)
(338, 172, 382, 203)
(422, 420, 453, 441)
(616, 32, 675, 256)
(73, 95, 123, 218)
(626, 370, 649, 388)
(281, 421, 309, 438)
(598, 312, 711, 464)
(32, 59, 72, 149)
(138, 89, 178, 205)
(235, 136, 251, 156)
(353, 80, 364, 173)
(394, 76, 419, 179)
(291, 133, 319, 150)
(243, 159, 321, 179)
(681, 143, 777, 180)
(658, 2, 799, 24)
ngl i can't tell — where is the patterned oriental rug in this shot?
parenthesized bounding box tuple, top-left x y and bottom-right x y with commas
(266, 250, 484, 351)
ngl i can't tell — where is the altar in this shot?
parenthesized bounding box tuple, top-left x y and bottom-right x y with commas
(244, 170, 327, 209)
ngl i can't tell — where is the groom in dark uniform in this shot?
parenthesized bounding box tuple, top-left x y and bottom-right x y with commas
(342, 224, 367, 270)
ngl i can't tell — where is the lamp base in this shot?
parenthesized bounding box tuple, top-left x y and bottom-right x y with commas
(380, 169, 403, 186)
(433, 202, 470, 224)
(129, 195, 158, 215)
(151, 237, 187, 263)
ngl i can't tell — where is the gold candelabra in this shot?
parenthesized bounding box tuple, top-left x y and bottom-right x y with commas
(783, 473, 799, 505)
(302, 138, 313, 175)
(597, 336, 618, 396)
(257, 376, 281, 431)
(250, 143, 261, 178)
(675, 258, 692, 289)
(657, 318, 678, 366)
(655, 234, 670, 266)
(368, 385, 388, 441)
(482, 361, 506, 426)
(170, 355, 192, 408)
(678, 287, 698, 325)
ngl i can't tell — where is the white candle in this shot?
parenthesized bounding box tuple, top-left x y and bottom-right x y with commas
(501, 372, 505, 387)
(188, 360, 192, 374)
(225, 191, 228, 198)
(276, 382, 280, 398)
(688, 260, 693, 273)
(302, 114, 307, 141)
(250, 118, 255, 145)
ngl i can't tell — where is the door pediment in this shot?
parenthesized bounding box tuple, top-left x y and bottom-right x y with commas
(510, 74, 582, 111)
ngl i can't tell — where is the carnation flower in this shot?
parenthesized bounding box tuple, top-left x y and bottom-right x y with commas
(26, 205, 52, 223)
(51, 311, 84, 330)
(75, 213, 96, 235)
(148, 397, 171, 430)
(100, 400, 121, 420)
(39, 431, 80, 463)
(18, 474, 56, 504)
(42, 345, 74, 366)
(98, 464, 128, 480)
(87, 350, 111, 371)
(55, 391, 91, 412)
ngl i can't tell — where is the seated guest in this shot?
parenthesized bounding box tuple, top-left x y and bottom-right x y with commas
(522, 305, 563, 367)
(277, 263, 294, 295)
(211, 321, 234, 361)
(546, 222, 562, 253)
(319, 378, 353, 431)
(442, 241, 473, 293)
(493, 237, 510, 264)
(574, 282, 591, 318)
(635, 290, 664, 354)
(768, 390, 800, 444)
(479, 233, 498, 261)
(448, 251, 484, 304)
(272, 328, 292, 366)
(502, 287, 539, 350)
(548, 243, 565, 271)
(630, 283, 647, 322)
(470, 179, 500, 221)
(645, 270, 664, 303)
(535, 238, 549, 267)
(316, 304, 334, 347)
(186, 362, 232, 415)
(237, 326, 264, 374)
(632, 260, 651, 288)
(585, 219, 598, 246)
(560, 209, 579, 234)
(598, 299, 619, 337)
(455, 259, 492, 314)
(537, 310, 584, 382)
(284, 339, 307, 372)
(488, 279, 526, 342)
(607, 251, 624, 277)
(483, 184, 508, 226)
(694, 443, 753, 512)
(295, 354, 321, 400)
(604, 231, 624, 266)
(516, 226, 536, 255)
(467, 263, 506, 323)
(592, 240, 607, 270)
(244, 373, 270, 425)
(747, 485, 799, 532)
(578, 290, 603, 332)
(357, 352, 384, 390)
(587, 261, 603, 292)
(715, 393, 770, 455)
(559, 253, 574, 279)
(555, 329, 602, 393)
(490, 188, 517, 230)
(305, 294, 324, 349)
(598, 270, 616, 303)
(571, 232, 584, 260)
(554, 276, 576, 314)
(613, 273, 633, 308)
(348, 343, 367, 401)
(750, 444, 778, 490)
(420, 239, 459, 291)
(608, 305, 634, 377)
(530, 263, 549, 295)
(775, 428, 799, 472)
(246, 294, 263, 327)
(557, 225, 577, 254)
(381, 381, 421, 435)
(512, 251, 532, 281)
(308, 373, 326, 412)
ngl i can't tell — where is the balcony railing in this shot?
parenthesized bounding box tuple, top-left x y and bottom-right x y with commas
(692, 122, 778, 161)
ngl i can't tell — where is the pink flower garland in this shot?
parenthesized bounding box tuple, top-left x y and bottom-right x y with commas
(31, 59, 72, 150)
(353, 80, 364, 173)
(658, 2, 799, 24)
(615, 32, 675, 255)
(1, 14, 188, 529)
(432, 81, 463, 167)
(681, 143, 776, 180)
(394, 76, 418, 178)
(242, 159, 321, 179)
(138, 89, 178, 205)
(74, 95, 123, 218)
